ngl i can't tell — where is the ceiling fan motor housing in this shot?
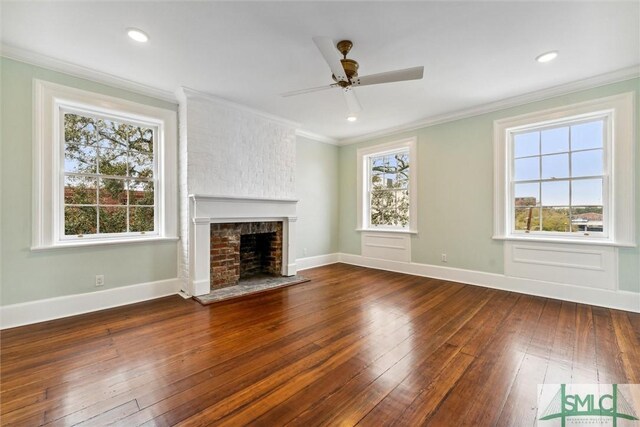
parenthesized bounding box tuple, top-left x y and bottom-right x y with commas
(333, 40, 359, 85)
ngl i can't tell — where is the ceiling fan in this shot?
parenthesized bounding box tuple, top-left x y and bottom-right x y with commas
(282, 37, 424, 120)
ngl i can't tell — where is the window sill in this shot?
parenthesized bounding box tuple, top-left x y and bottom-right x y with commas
(31, 236, 179, 251)
(492, 235, 636, 248)
(356, 228, 418, 235)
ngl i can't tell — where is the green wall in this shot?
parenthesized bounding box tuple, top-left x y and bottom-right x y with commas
(0, 58, 342, 306)
(0, 58, 179, 305)
(296, 137, 340, 258)
(1, 55, 637, 306)
(338, 78, 640, 293)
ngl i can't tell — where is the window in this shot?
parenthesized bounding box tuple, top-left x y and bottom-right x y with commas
(512, 117, 606, 236)
(494, 93, 635, 246)
(63, 110, 156, 238)
(33, 80, 178, 249)
(357, 138, 417, 232)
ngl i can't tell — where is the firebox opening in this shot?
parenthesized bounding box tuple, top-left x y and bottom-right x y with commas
(240, 232, 281, 279)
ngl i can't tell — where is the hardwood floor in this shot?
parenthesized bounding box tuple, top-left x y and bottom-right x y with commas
(1, 263, 639, 426)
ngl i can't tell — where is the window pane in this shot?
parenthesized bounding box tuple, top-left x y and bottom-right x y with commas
(371, 172, 383, 189)
(130, 207, 155, 232)
(64, 143, 97, 174)
(396, 170, 409, 189)
(96, 124, 128, 151)
(396, 189, 410, 227)
(571, 206, 603, 233)
(129, 151, 154, 178)
(382, 173, 395, 188)
(541, 180, 569, 206)
(541, 127, 569, 154)
(65, 206, 97, 236)
(541, 153, 569, 179)
(572, 149, 603, 177)
(514, 157, 539, 181)
(513, 132, 539, 158)
(395, 153, 409, 189)
(128, 127, 154, 154)
(98, 148, 128, 177)
(571, 120, 603, 151)
(541, 207, 571, 232)
(572, 179, 602, 206)
(98, 178, 127, 205)
(64, 113, 99, 146)
(64, 176, 96, 205)
(515, 207, 540, 231)
(371, 190, 395, 226)
(370, 189, 409, 227)
(515, 183, 539, 207)
(129, 180, 154, 206)
(99, 207, 127, 233)
(371, 156, 384, 170)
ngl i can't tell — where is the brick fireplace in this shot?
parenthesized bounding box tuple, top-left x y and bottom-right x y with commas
(210, 222, 283, 289)
(189, 195, 297, 296)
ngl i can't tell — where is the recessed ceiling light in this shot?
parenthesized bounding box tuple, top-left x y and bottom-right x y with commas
(536, 50, 558, 63)
(347, 115, 358, 122)
(127, 28, 149, 43)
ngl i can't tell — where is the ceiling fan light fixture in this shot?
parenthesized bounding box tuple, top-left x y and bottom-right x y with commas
(536, 50, 558, 63)
(346, 114, 358, 122)
(127, 28, 149, 43)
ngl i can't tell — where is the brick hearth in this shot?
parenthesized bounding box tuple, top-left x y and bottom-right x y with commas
(210, 222, 283, 289)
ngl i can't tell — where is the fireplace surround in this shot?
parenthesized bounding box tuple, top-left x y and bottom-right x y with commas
(189, 195, 297, 296)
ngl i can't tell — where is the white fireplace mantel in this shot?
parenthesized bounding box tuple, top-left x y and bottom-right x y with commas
(188, 194, 298, 296)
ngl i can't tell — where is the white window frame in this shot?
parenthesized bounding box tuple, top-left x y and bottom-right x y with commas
(32, 79, 178, 250)
(356, 137, 418, 233)
(493, 92, 635, 247)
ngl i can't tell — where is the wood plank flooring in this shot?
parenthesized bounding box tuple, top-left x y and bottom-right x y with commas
(1, 263, 639, 426)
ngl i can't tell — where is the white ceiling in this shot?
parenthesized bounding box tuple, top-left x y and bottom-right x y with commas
(1, 1, 639, 140)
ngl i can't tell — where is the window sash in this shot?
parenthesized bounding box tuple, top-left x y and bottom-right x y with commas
(366, 149, 410, 229)
(59, 108, 159, 240)
(508, 115, 609, 237)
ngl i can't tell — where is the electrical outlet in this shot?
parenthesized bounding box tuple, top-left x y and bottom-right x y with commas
(95, 275, 105, 287)
(303, 248, 308, 256)
(441, 253, 448, 263)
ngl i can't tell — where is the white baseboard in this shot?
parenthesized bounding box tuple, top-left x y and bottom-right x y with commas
(3, 252, 637, 329)
(296, 253, 341, 271)
(338, 253, 640, 313)
(0, 278, 182, 329)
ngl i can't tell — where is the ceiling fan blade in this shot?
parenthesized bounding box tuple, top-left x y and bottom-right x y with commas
(343, 87, 362, 114)
(312, 36, 348, 82)
(280, 84, 337, 97)
(352, 66, 424, 87)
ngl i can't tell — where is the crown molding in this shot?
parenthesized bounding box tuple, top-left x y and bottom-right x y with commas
(338, 65, 640, 145)
(1, 45, 337, 141)
(295, 129, 339, 145)
(1, 43, 177, 103)
(3, 43, 637, 146)
(177, 86, 301, 129)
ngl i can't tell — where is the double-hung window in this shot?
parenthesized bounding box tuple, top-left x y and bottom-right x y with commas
(33, 80, 178, 249)
(63, 110, 157, 238)
(494, 93, 635, 246)
(357, 138, 418, 232)
(512, 117, 607, 236)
